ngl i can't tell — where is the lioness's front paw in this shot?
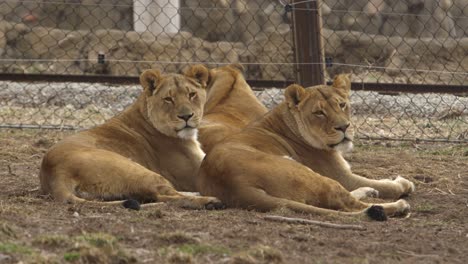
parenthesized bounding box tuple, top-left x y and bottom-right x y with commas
(204, 200, 226, 210)
(173, 196, 224, 210)
(392, 199, 411, 217)
(199, 197, 225, 210)
(351, 187, 379, 200)
(394, 176, 415, 197)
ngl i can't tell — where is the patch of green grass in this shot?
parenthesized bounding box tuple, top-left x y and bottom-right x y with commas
(427, 145, 468, 157)
(233, 245, 283, 264)
(414, 203, 436, 213)
(159, 243, 231, 257)
(159, 232, 198, 245)
(0, 222, 17, 238)
(167, 252, 193, 264)
(63, 251, 81, 262)
(142, 208, 164, 219)
(76, 233, 117, 248)
(33, 235, 72, 248)
(0, 242, 33, 255)
(177, 243, 231, 256)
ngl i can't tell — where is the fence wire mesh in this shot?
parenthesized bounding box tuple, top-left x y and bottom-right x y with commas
(0, 0, 467, 142)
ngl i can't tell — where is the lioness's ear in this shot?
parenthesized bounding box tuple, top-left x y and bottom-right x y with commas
(285, 84, 306, 107)
(140, 69, 161, 95)
(185, 64, 210, 88)
(332, 74, 351, 92)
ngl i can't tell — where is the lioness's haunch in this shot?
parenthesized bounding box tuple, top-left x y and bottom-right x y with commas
(39, 65, 224, 210)
(198, 64, 268, 153)
(197, 75, 414, 220)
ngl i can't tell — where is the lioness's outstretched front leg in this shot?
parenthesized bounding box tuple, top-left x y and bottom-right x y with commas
(308, 153, 415, 200)
(343, 173, 415, 200)
(41, 147, 223, 210)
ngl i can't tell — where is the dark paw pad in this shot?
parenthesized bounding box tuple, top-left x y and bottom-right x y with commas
(123, 199, 141, 211)
(367, 205, 387, 221)
(204, 201, 226, 210)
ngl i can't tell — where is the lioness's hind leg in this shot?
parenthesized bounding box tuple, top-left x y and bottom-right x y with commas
(48, 178, 139, 209)
(44, 148, 224, 210)
(350, 187, 379, 200)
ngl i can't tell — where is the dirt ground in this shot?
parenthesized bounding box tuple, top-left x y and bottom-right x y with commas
(0, 128, 467, 264)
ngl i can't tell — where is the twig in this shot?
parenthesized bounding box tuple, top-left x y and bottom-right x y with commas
(397, 249, 440, 258)
(445, 184, 456, 195)
(264, 215, 366, 231)
(29, 154, 42, 159)
(7, 165, 16, 176)
(26, 187, 40, 193)
(434, 188, 449, 195)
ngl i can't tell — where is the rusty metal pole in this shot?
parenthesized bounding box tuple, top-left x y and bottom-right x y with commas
(290, 0, 325, 86)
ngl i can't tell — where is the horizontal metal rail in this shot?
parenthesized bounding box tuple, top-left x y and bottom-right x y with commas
(0, 124, 76, 130)
(0, 73, 466, 94)
(347, 82, 468, 95)
(0, 73, 294, 89)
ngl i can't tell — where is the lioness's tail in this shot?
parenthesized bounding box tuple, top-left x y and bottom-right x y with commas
(365, 205, 387, 221)
(53, 192, 142, 210)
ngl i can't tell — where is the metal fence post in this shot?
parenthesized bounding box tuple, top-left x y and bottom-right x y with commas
(290, 0, 325, 86)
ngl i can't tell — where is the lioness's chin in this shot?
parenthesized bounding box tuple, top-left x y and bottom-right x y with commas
(333, 139, 354, 153)
(177, 128, 198, 140)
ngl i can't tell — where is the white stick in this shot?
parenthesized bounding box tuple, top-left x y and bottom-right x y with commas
(264, 215, 366, 231)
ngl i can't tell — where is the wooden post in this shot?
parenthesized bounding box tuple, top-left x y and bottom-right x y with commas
(290, 0, 325, 86)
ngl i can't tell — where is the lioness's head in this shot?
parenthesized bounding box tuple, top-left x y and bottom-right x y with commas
(139, 65, 209, 140)
(204, 64, 245, 112)
(207, 63, 244, 90)
(284, 74, 354, 152)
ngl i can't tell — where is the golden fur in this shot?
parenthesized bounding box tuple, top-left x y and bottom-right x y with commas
(39, 65, 223, 210)
(197, 75, 415, 220)
(198, 64, 268, 153)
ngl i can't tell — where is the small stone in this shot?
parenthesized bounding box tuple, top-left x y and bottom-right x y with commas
(72, 212, 79, 218)
(0, 253, 12, 261)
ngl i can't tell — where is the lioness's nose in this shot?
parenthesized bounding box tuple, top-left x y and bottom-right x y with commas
(178, 113, 194, 121)
(335, 123, 350, 133)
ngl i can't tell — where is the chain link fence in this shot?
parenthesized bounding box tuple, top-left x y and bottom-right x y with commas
(0, 0, 467, 142)
(318, 0, 468, 142)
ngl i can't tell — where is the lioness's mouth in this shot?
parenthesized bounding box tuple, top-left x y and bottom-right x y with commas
(176, 125, 195, 132)
(328, 137, 352, 148)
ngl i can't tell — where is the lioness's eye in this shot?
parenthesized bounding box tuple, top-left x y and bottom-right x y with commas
(164, 97, 174, 104)
(189, 92, 197, 99)
(339, 102, 346, 110)
(314, 111, 326, 117)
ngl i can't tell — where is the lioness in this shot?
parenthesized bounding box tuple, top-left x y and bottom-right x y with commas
(39, 65, 223, 210)
(197, 75, 413, 220)
(199, 64, 268, 153)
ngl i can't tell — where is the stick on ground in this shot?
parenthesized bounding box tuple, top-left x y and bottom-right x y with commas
(264, 215, 366, 231)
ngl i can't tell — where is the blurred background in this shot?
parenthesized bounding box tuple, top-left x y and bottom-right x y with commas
(0, 0, 467, 142)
